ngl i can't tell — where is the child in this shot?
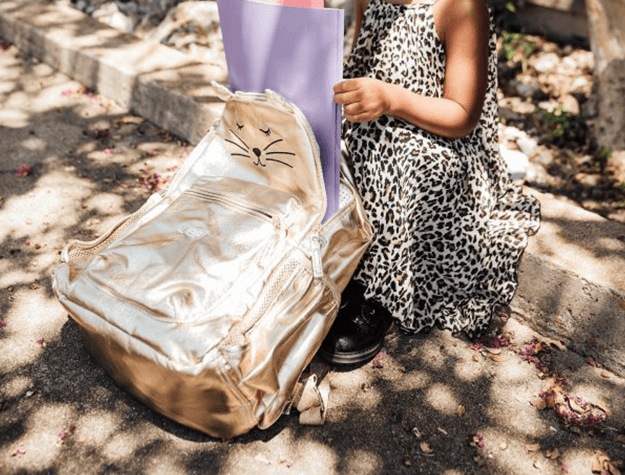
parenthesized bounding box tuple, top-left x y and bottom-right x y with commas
(319, 0, 541, 366)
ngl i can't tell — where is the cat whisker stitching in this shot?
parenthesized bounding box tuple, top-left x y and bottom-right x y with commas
(225, 138, 249, 154)
(266, 151, 295, 156)
(230, 153, 251, 158)
(263, 138, 283, 151)
(265, 158, 294, 168)
(227, 129, 250, 151)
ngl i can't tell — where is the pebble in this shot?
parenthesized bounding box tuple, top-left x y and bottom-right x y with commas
(526, 163, 552, 187)
(562, 55, 580, 71)
(570, 50, 595, 72)
(500, 145, 530, 182)
(560, 94, 580, 115)
(533, 52, 560, 74)
(517, 135, 538, 157)
(569, 75, 592, 95)
(92, 3, 134, 32)
(537, 100, 559, 113)
(510, 79, 543, 100)
(575, 173, 601, 188)
(502, 125, 525, 141)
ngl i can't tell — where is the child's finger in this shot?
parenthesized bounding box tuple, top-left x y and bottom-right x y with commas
(345, 112, 368, 123)
(344, 108, 372, 123)
(334, 90, 360, 105)
(333, 79, 358, 94)
(334, 92, 349, 105)
(343, 102, 364, 115)
(333, 80, 347, 94)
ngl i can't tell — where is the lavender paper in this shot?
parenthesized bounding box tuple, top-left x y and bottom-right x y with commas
(216, 0, 344, 219)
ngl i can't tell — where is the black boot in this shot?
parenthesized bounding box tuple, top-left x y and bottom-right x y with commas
(320, 281, 392, 367)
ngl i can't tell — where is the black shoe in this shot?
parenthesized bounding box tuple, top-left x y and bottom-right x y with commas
(320, 282, 392, 367)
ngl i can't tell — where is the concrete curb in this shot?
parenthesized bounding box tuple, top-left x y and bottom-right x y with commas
(2, 0, 624, 376)
(0, 0, 226, 144)
(513, 189, 625, 376)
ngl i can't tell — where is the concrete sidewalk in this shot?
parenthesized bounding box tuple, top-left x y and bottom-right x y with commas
(2, 0, 624, 377)
(1, 1, 624, 474)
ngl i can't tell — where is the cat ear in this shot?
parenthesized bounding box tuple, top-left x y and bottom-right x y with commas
(264, 89, 294, 113)
(211, 81, 234, 102)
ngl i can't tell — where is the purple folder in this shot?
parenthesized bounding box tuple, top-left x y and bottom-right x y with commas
(216, 0, 344, 220)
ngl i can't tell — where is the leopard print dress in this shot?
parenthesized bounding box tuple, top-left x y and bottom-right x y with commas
(343, 0, 541, 338)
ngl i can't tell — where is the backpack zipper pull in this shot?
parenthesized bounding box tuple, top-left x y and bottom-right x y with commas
(310, 235, 324, 279)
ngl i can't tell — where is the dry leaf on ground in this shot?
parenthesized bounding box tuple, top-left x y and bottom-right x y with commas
(525, 442, 541, 452)
(419, 441, 434, 454)
(592, 450, 622, 475)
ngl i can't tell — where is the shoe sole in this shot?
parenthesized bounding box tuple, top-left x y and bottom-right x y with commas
(319, 339, 384, 367)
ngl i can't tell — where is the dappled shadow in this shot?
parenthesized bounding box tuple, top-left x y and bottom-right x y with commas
(3, 312, 624, 474)
(511, 186, 625, 377)
(0, 0, 226, 146)
(1, 6, 625, 475)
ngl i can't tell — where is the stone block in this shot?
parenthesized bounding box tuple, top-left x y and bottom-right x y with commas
(512, 190, 625, 375)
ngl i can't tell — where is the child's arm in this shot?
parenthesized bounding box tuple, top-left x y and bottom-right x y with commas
(335, 0, 490, 139)
(351, 0, 371, 48)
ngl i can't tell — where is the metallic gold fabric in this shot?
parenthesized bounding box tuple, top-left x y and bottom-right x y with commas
(53, 87, 372, 439)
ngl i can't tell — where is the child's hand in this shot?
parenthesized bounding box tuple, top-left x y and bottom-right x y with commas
(334, 78, 390, 122)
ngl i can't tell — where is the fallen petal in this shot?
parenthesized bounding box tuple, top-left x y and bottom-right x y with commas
(371, 351, 385, 368)
(470, 432, 485, 449)
(11, 444, 26, 456)
(16, 164, 33, 177)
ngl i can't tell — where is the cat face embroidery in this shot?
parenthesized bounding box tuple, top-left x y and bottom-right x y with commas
(225, 122, 295, 169)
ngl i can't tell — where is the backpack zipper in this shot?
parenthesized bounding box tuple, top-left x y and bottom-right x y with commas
(309, 233, 324, 279)
(186, 188, 280, 227)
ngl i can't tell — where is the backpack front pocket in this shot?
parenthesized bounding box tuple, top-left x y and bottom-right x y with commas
(83, 179, 295, 325)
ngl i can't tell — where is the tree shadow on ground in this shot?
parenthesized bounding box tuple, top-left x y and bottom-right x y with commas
(2, 307, 624, 474)
(1, 24, 624, 475)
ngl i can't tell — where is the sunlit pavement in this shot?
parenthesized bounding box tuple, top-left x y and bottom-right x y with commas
(1, 20, 625, 475)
